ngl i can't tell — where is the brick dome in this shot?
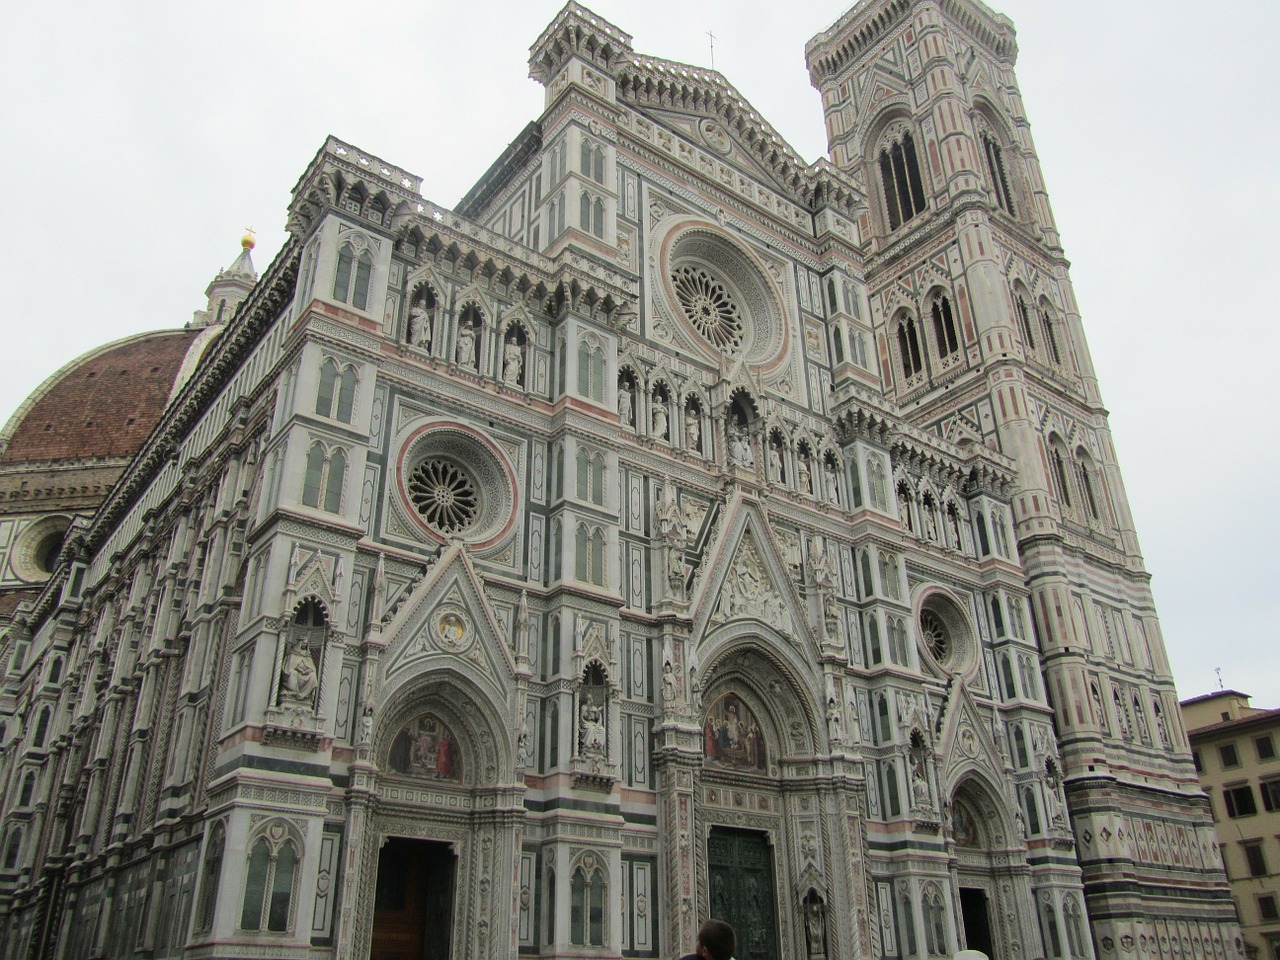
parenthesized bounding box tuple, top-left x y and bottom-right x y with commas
(1, 329, 203, 467)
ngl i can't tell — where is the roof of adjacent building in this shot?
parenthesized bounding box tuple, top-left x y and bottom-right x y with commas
(0, 329, 202, 466)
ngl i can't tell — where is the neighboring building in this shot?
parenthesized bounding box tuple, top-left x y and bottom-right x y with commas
(0, 2, 1238, 959)
(1183, 692, 1280, 960)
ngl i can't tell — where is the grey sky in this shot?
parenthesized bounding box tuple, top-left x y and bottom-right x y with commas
(2, 1, 1275, 705)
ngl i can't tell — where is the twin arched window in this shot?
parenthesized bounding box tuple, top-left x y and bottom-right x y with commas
(302, 443, 346, 513)
(315, 358, 357, 423)
(981, 131, 1016, 216)
(575, 524, 606, 586)
(931, 294, 959, 358)
(577, 340, 606, 403)
(576, 448, 606, 506)
(580, 193, 605, 238)
(570, 863, 606, 945)
(878, 129, 927, 230)
(896, 315, 923, 379)
(240, 830, 299, 932)
(333, 242, 372, 311)
(580, 140, 605, 184)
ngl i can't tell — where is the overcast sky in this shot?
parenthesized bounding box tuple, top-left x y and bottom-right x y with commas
(2, 1, 1276, 706)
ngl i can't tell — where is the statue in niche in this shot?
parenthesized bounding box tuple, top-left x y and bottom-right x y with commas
(456, 321, 477, 367)
(923, 503, 939, 541)
(618, 381, 633, 426)
(685, 409, 700, 451)
(579, 693, 606, 756)
(898, 485, 913, 531)
(826, 697, 843, 744)
(279, 636, 319, 708)
(803, 893, 826, 958)
(729, 423, 753, 468)
(810, 537, 839, 625)
(824, 459, 840, 505)
(797, 454, 812, 494)
(703, 693, 765, 771)
(661, 660, 677, 703)
(767, 442, 783, 482)
(502, 337, 523, 386)
(389, 713, 459, 779)
(409, 301, 433, 349)
(652, 399, 669, 439)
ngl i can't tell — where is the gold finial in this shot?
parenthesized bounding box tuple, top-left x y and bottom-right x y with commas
(241, 227, 256, 250)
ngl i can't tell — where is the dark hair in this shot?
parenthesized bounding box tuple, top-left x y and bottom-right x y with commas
(698, 919, 736, 960)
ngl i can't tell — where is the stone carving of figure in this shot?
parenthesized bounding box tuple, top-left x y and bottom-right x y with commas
(797, 455, 812, 494)
(662, 660, 677, 703)
(652, 400, 669, 439)
(767, 443, 783, 482)
(824, 460, 840, 505)
(280, 636, 318, 707)
(898, 486, 913, 531)
(409, 302, 432, 349)
(657, 483, 687, 586)
(804, 897, 826, 957)
(729, 425, 754, 468)
(502, 339, 523, 386)
(923, 504, 938, 541)
(618, 382, 633, 426)
(1154, 702, 1171, 747)
(826, 697, 842, 744)
(456, 321, 477, 367)
(811, 538, 837, 592)
(580, 694, 606, 755)
(685, 409, 700, 451)
(359, 705, 374, 746)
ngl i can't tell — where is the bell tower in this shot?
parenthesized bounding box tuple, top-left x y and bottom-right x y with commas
(808, 2, 1238, 956)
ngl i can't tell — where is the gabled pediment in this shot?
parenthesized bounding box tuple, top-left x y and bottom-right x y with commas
(690, 495, 816, 653)
(379, 544, 517, 704)
(933, 677, 1008, 795)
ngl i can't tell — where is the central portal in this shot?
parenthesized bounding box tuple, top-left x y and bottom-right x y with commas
(371, 837, 456, 960)
(959, 886, 995, 960)
(707, 827, 779, 960)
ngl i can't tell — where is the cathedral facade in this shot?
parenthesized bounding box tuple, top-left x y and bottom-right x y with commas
(0, 2, 1238, 959)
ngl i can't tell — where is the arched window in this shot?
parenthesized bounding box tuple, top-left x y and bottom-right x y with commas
(990, 595, 1005, 636)
(1040, 306, 1062, 364)
(1049, 441, 1074, 509)
(1022, 786, 1042, 834)
(3, 829, 22, 870)
(48, 657, 62, 684)
(577, 340, 605, 402)
(576, 449, 605, 506)
(301, 444, 346, 513)
(1000, 654, 1018, 699)
(866, 458, 887, 510)
(883, 759, 901, 816)
(866, 615, 883, 666)
(1063, 896, 1087, 958)
(580, 191, 591, 232)
(575, 525, 605, 586)
(33, 707, 50, 748)
(859, 551, 875, 598)
(890, 617, 909, 665)
(570, 864, 606, 946)
(197, 822, 226, 932)
(333, 242, 372, 311)
(1076, 450, 1103, 521)
(1041, 899, 1064, 958)
(546, 701, 560, 769)
(876, 694, 891, 743)
(896, 315, 923, 378)
(1016, 294, 1036, 350)
(1013, 724, 1030, 768)
(240, 832, 299, 932)
(981, 131, 1016, 215)
(593, 198, 604, 238)
(899, 889, 918, 954)
(315, 360, 357, 422)
(931, 294, 960, 358)
(879, 553, 901, 600)
(878, 128, 927, 230)
(19, 771, 35, 807)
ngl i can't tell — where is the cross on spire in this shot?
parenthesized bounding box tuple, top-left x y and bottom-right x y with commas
(707, 30, 716, 69)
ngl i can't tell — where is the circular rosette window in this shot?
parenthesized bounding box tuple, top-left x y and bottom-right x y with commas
(396, 425, 517, 548)
(11, 515, 71, 583)
(659, 226, 787, 367)
(916, 591, 976, 677)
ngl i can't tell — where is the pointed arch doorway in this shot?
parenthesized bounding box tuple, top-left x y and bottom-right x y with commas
(950, 778, 1027, 960)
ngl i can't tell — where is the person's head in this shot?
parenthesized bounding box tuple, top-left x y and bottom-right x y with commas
(697, 919, 736, 960)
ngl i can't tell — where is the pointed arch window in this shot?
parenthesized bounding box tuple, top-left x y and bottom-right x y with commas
(3, 829, 23, 870)
(1040, 307, 1062, 364)
(878, 129, 927, 230)
(896, 315, 923, 379)
(1050, 443, 1073, 509)
(577, 339, 606, 402)
(315, 359, 358, 423)
(18, 771, 35, 808)
(1000, 654, 1018, 699)
(33, 707, 50, 748)
(302, 443, 346, 513)
(1076, 450, 1104, 521)
(333, 242, 372, 311)
(923, 886, 948, 956)
(240, 832, 299, 932)
(576, 448, 606, 506)
(982, 131, 1016, 216)
(1016, 294, 1036, 350)
(575, 524, 606, 586)
(931, 294, 960, 358)
(581, 140, 605, 184)
(866, 615, 883, 666)
(197, 823, 226, 932)
(570, 863, 606, 946)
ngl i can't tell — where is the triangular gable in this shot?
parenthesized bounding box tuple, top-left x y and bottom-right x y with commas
(690, 494, 817, 653)
(933, 677, 1007, 795)
(286, 549, 340, 622)
(379, 544, 517, 701)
